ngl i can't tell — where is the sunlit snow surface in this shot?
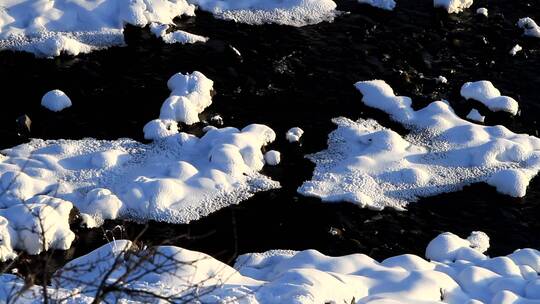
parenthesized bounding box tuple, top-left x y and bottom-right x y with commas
(299, 80, 540, 210)
(0, 0, 201, 57)
(0, 72, 279, 260)
(2, 232, 539, 303)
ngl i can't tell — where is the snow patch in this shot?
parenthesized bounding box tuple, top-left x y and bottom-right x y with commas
(476, 7, 488, 17)
(0, 0, 200, 57)
(2, 232, 540, 304)
(466, 109, 485, 123)
(461, 81, 519, 115)
(298, 80, 540, 209)
(518, 18, 540, 38)
(357, 0, 396, 11)
(510, 44, 523, 56)
(434, 0, 473, 14)
(264, 150, 281, 165)
(286, 127, 304, 143)
(188, 0, 338, 27)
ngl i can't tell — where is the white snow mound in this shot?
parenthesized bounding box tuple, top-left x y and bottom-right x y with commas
(357, 0, 396, 11)
(286, 127, 304, 143)
(460, 81, 519, 115)
(0, 0, 200, 57)
(41, 89, 72, 112)
(434, 0, 473, 14)
(188, 0, 338, 26)
(299, 80, 540, 210)
(2, 232, 540, 304)
(518, 18, 540, 38)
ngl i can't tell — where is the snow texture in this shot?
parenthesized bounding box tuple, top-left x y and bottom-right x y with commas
(434, 0, 473, 14)
(299, 80, 540, 210)
(461, 81, 519, 115)
(187, 0, 338, 27)
(357, 0, 396, 11)
(149, 22, 208, 44)
(0, 0, 199, 57)
(466, 109, 485, 123)
(2, 232, 540, 304)
(518, 18, 540, 38)
(41, 89, 72, 112)
(264, 150, 281, 165)
(286, 127, 304, 143)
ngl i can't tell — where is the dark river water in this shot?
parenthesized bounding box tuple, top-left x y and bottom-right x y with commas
(0, 0, 539, 278)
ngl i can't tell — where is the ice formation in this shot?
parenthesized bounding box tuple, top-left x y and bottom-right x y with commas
(466, 108, 485, 123)
(476, 7, 488, 17)
(461, 81, 519, 115)
(156, 71, 214, 125)
(41, 89, 72, 112)
(187, 0, 338, 27)
(286, 127, 304, 143)
(510, 44, 523, 56)
(357, 0, 396, 11)
(433, 0, 473, 14)
(518, 18, 540, 39)
(0, 0, 201, 57)
(299, 80, 540, 210)
(0, 73, 279, 260)
(2, 232, 539, 303)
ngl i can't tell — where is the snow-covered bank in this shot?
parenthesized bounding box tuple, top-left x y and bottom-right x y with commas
(0, 0, 201, 57)
(2, 232, 539, 303)
(299, 80, 540, 210)
(0, 72, 279, 260)
(187, 0, 338, 26)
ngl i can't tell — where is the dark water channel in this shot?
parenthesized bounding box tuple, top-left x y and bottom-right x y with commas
(0, 0, 539, 279)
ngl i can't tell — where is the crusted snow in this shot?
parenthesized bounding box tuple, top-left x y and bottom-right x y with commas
(0, 0, 200, 57)
(187, 0, 338, 27)
(518, 18, 540, 39)
(41, 89, 72, 112)
(2, 232, 540, 303)
(466, 108, 485, 123)
(433, 0, 473, 14)
(299, 80, 540, 210)
(461, 81, 519, 115)
(0, 72, 279, 260)
(357, 0, 396, 11)
(286, 127, 305, 143)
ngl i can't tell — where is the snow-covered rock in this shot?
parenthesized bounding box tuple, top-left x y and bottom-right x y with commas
(476, 7, 488, 17)
(149, 23, 208, 44)
(286, 127, 304, 143)
(264, 150, 281, 165)
(156, 71, 214, 125)
(466, 108, 485, 123)
(510, 44, 523, 56)
(461, 81, 519, 115)
(187, 0, 338, 26)
(434, 0, 473, 14)
(357, 0, 396, 11)
(0, 0, 199, 57)
(437, 76, 448, 84)
(41, 90, 72, 112)
(518, 18, 540, 38)
(298, 80, 540, 210)
(2, 232, 539, 304)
